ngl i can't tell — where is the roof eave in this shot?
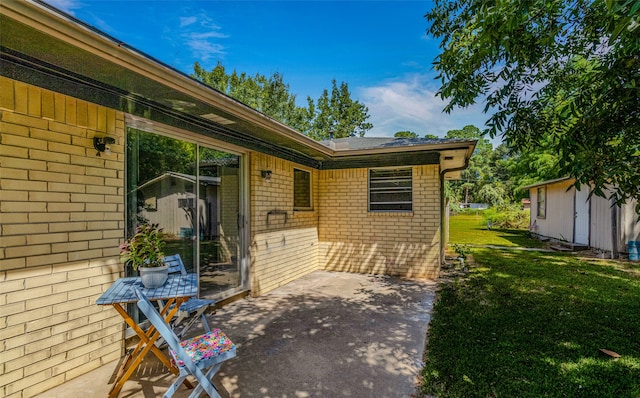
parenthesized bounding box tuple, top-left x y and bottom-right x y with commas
(521, 176, 574, 190)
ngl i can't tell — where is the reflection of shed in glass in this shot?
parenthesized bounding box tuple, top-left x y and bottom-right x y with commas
(137, 172, 219, 239)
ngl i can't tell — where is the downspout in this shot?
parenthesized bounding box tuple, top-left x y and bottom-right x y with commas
(439, 154, 472, 265)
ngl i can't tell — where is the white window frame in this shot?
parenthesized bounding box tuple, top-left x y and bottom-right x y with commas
(537, 187, 546, 219)
(368, 167, 413, 212)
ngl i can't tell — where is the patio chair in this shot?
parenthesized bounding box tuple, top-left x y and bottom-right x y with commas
(134, 288, 236, 398)
(162, 254, 216, 338)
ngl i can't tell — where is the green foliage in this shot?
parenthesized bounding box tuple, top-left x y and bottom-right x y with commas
(192, 62, 373, 140)
(128, 129, 196, 185)
(119, 223, 166, 270)
(444, 125, 564, 206)
(445, 125, 502, 205)
(426, 0, 640, 213)
(308, 79, 373, 140)
(424, 133, 440, 139)
(423, 249, 640, 397)
(483, 204, 530, 229)
(450, 243, 470, 259)
(476, 183, 506, 207)
(394, 131, 419, 138)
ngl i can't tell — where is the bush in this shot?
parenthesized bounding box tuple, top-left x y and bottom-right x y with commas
(483, 204, 530, 230)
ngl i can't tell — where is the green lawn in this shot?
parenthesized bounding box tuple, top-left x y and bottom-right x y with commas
(422, 248, 640, 397)
(449, 213, 545, 248)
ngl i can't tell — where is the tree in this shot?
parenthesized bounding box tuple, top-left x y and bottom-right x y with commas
(424, 133, 440, 139)
(445, 125, 497, 204)
(426, 0, 640, 211)
(192, 63, 373, 140)
(308, 80, 373, 140)
(394, 131, 419, 138)
(192, 62, 305, 130)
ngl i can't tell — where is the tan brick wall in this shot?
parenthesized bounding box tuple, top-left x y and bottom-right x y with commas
(249, 153, 320, 295)
(318, 165, 441, 278)
(0, 77, 124, 398)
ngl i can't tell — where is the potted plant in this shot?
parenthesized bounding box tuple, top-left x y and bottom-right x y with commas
(119, 223, 168, 288)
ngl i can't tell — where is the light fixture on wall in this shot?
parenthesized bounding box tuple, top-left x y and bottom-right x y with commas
(93, 136, 115, 156)
(261, 170, 272, 182)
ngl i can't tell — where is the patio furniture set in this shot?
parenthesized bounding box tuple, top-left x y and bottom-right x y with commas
(96, 254, 235, 398)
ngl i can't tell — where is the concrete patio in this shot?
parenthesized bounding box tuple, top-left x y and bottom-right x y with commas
(36, 271, 437, 398)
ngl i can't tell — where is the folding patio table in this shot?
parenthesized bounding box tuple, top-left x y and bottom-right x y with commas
(96, 273, 198, 398)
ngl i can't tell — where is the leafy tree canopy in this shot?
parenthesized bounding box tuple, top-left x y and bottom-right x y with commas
(426, 0, 640, 211)
(394, 131, 419, 138)
(192, 62, 372, 140)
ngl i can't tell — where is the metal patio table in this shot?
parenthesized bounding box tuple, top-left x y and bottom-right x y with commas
(96, 273, 198, 398)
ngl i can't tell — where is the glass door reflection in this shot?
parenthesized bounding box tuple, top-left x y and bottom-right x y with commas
(198, 147, 241, 298)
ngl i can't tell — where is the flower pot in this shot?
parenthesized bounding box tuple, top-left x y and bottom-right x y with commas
(139, 264, 169, 288)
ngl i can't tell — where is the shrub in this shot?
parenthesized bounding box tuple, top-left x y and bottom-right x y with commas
(483, 204, 530, 229)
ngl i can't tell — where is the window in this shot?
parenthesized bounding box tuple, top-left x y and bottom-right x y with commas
(369, 168, 413, 212)
(294, 168, 312, 210)
(537, 187, 546, 218)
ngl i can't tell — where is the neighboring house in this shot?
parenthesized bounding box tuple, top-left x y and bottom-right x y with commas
(0, 2, 475, 397)
(524, 177, 640, 255)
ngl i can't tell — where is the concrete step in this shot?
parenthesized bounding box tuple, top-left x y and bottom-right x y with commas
(559, 241, 589, 251)
(550, 245, 573, 252)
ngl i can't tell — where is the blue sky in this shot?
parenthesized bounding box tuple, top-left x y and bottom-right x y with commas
(46, 0, 492, 140)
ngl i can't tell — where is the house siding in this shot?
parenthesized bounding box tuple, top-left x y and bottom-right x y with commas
(249, 153, 320, 296)
(318, 165, 441, 278)
(530, 181, 575, 242)
(0, 77, 124, 398)
(590, 189, 640, 254)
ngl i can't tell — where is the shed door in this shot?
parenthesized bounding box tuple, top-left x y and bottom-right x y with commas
(574, 188, 590, 245)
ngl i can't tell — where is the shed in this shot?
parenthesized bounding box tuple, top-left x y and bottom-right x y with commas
(523, 177, 640, 256)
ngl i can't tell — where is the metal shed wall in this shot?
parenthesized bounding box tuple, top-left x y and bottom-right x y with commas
(531, 181, 575, 242)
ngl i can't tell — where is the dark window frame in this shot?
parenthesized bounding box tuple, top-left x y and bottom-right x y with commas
(293, 168, 313, 211)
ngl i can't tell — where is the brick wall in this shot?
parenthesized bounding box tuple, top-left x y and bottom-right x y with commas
(0, 77, 124, 398)
(0, 76, 444, 396)
(318, 165, 441, 278)
(249, 153, 320, 296)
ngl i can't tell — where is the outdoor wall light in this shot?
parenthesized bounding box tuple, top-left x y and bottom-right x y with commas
(93, 136, 115, 156)
(261, 170, 272, 182)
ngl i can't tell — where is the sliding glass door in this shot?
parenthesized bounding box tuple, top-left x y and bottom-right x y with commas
(198, 147, 242, 297)
(125, 127, 245, 300)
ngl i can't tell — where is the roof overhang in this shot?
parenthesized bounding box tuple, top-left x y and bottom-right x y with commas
(521, 177, 574, 190)
(1, 0, 476, 172)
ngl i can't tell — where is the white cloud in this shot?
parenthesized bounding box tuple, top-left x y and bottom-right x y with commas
(43, 0, 83, 15)
(180, 16, 198, 27)
(179, 13, 228, 61)
(358, 74, 492, 140)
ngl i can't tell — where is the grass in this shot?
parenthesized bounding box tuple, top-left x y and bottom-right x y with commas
(449, 213, 545, 248)
(422, 249, 640, 397)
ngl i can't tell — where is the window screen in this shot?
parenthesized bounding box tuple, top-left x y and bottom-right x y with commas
(369, 168, 412, 212)
(294, 168, 312, 210)
(537, 187, 546, 218)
